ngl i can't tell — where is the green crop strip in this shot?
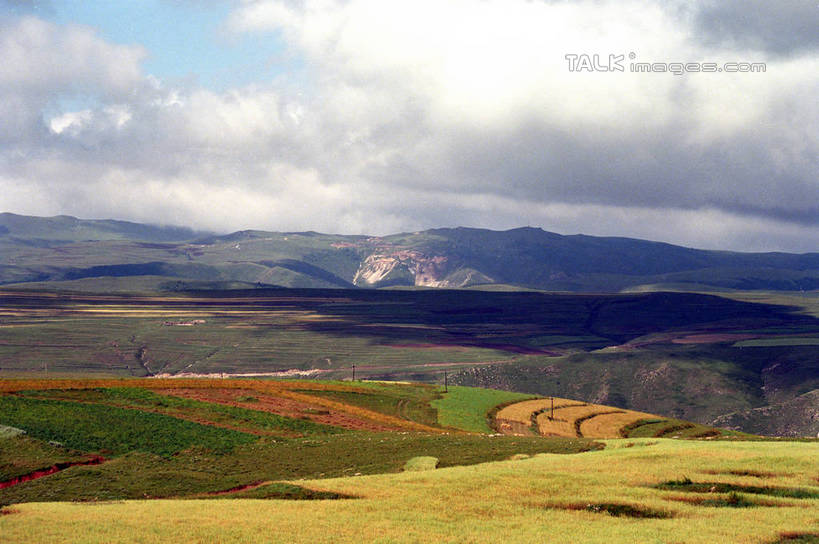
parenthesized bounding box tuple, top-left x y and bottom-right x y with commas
(0, 395, 256, 457)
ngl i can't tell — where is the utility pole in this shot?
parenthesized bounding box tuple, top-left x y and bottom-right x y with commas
(550, 396, 554, 420)
(352, 364, 356, 382)
(444, 371, 448, 393)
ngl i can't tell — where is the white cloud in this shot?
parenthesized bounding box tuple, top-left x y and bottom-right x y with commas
(0, 4, 817, 253)
(48, 109, 91, 134)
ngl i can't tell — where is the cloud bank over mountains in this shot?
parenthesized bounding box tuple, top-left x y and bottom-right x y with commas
(0, 1, 817, 252)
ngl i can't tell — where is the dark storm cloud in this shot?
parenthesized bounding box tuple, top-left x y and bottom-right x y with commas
(695, 0, 819, 56)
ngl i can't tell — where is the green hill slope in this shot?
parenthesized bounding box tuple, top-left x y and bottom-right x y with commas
(1, 213, 818, 292)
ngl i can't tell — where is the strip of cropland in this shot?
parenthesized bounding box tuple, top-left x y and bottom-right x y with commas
(0, 379, 598, 506)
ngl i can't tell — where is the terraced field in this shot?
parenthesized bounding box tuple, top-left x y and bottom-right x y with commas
(495, 397, 735, 439)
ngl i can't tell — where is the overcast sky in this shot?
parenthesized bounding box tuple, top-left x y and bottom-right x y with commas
(0, 0, 817, 252)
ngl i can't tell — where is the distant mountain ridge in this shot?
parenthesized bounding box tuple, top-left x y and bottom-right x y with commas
(1, 213, 818, 292)
(0, 212, 202, 243)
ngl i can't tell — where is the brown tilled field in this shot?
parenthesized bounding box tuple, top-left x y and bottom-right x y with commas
(495, 397, 725, 439)
(157, 388, 400, 432)
(494, 397, 586, 436)
(577, 409, 657, 438)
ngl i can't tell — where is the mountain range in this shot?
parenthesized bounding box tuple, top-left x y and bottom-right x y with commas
(2, 212, 818, 292)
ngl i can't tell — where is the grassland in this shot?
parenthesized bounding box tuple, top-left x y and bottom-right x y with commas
(1, 378, 816, 543)
(2, 439, 816, 543)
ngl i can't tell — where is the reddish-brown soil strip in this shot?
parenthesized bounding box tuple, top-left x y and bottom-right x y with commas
(155, 388, 401, 432)
(494, 418, 535, 436)
(0, 456, 106, 490)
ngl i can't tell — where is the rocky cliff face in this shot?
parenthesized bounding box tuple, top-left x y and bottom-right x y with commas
(353, 249, 450, 287)
(709, 389, 819, 437)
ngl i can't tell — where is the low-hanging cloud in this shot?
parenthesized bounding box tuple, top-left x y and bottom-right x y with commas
(0, 1, 817, 252)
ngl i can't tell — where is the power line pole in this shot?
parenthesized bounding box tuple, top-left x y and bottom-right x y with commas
(352, 364, 356, 382)
(444, 371, 448, 393)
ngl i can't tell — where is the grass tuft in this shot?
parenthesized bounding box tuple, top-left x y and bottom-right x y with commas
(403, 456, 439, 472)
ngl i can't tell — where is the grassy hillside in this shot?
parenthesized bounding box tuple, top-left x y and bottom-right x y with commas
(2, 439, 817, 543)
(2, 213, 818, 292)
(0, 213, 201, 243)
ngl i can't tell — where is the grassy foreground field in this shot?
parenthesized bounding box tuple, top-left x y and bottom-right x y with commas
(1, 439, 817, 543)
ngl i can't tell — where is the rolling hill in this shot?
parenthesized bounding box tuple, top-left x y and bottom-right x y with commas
(1, 213, 818, 292)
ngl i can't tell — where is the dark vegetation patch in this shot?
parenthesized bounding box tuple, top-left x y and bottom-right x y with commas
(0, 457, 105, 490)
(703, 469, 782, 479)
(618, 418, 731, 440)
(555, 502, 673, 519)
(653, 423, 696, 438)
(0, 395, 256, 457)
(655, 477, 819, 499)
(691, 430, 722, 439)
(0, 433, 600, 506)
(201, 482, 354, 500)
(619, 418, 665, 438)
(666, 492, 788, 508)
(0, 507, 20, 516)
(770, 534, 819, 544)
(0, 436, 90, 481)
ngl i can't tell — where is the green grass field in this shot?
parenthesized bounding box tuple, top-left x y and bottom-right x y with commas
(2, 439, 816, 543)
(0, 395, 257, 456)
(431, 385, 534, 432)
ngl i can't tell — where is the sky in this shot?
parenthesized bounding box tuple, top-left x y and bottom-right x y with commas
(0, 0, 817, 252)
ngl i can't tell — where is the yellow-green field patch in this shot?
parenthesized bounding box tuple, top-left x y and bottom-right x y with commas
(1, 439, 816, 543)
